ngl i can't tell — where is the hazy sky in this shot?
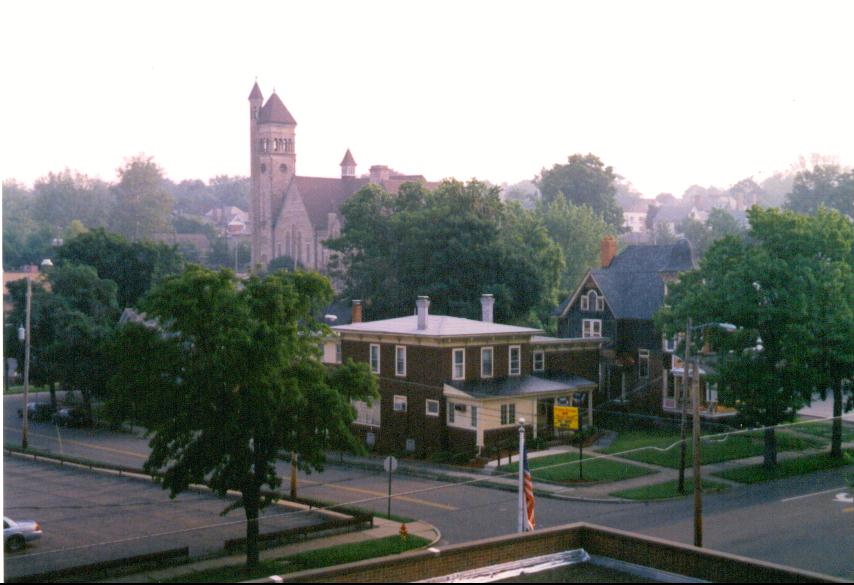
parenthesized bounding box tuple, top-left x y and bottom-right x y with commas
(3, 1, 853, 197)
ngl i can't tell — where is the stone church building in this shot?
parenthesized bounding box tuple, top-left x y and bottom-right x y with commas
(248, 82, 437, 271)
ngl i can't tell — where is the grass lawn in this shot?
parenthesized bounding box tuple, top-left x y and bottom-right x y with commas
(610, 479, 729, 501)
(791, 418, 854, 443)
(3, 384, 51, 395)
(497, 451, 654, 484)
(600, 427, 824, 469)
(163, 534, 431, 583)
(713, 451, 853, 484)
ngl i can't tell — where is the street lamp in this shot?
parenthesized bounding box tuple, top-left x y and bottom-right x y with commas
(676, 319, 735, 548)
(20, 259, 53, 450)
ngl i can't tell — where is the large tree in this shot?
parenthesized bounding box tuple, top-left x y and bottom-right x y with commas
(109, 155, 175, 240)
(32, 169, 113, 230)
(56, 228, 183, 307)
(785, 163, 854, 217)
(327, 179, 563, 325)
(535, 154, 624, 229)
(106, 267, 377, 569)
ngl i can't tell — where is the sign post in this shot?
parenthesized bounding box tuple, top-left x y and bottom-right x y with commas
(554, 403, 581, 479)
(384, 456, 398, 519)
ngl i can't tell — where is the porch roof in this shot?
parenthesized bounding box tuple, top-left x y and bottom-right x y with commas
(444, 374, 595, 400)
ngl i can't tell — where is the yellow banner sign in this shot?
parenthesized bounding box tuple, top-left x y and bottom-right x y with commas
(554, 405, 579, 430)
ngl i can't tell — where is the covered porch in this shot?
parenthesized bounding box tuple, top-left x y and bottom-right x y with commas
(661, 365, 737, 420)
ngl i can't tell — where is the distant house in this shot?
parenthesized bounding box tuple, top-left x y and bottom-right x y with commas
(621, 199, 652, 234)
(554, 237, 694, 411)
(326, 295, 601, 458)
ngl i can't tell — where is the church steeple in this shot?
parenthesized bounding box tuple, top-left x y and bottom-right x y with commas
(340, 149, 357, 178)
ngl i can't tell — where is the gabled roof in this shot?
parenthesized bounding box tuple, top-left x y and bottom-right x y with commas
(293, 176, 370, 230)
(556, 240, 695, 321)
(259, 93, 297, 125)
(333, 314, 542, 338)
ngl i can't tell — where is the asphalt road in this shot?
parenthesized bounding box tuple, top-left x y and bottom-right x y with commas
(5, 393, 854, 579)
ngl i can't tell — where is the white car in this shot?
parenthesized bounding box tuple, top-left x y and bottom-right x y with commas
(4, 516, 42, 552)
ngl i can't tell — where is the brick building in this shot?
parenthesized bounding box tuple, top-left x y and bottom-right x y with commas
(326, 295, 601, 459)
(248, 82, 437, 271)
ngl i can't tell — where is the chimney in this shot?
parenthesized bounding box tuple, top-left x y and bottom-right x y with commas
(351, 299, 362, 324)
(600, 236, 617, 268)
(416, 296, 430, 330)
(369, 165, 390, 185)
(480, 294, 495, 323)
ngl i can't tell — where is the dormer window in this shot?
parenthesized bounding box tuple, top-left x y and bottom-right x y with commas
(580, 290, 604, 312)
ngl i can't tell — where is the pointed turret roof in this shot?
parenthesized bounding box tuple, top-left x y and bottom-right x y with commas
(248, 81, 263, 101)
(340, 149, 357, 167)
(258, 92, 297, 125)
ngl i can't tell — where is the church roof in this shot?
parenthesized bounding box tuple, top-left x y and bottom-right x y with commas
(293, 176, 370, 230)
(248, 82, 263, 101)
(259, 93, 297, 125)
(340, 149, 357, 166)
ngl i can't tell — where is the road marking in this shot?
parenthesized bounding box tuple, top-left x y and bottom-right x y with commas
(5, 426, 148, 460)
(780, 486, 848, 503)
(300, 478, 458, 511)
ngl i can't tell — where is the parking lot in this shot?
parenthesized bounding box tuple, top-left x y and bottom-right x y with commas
(3, 455, 330, 579)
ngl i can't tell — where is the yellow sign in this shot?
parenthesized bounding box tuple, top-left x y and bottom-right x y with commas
(554, 405, 579, 430)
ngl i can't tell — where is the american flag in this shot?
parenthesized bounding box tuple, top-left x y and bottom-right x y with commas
(523, 445, 535, 531)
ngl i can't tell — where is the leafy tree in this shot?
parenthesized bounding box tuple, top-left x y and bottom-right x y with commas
(677, 208, 744, 259)
(535, 194, 613, 293)
(328, 180, 563, 325)
(106, 266, 377, 568)
(32, 169, 113, 229)
(535, 153, 624, 228)
(109, 155, 175, 240)
(785, 164, 854, 216)
(56, 228, 183, 307)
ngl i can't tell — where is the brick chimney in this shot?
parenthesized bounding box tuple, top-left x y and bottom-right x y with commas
(351, 299, 362, 324)
(480, 294, 495, 323)
(600, 236, 617, 268)
(416, 296, 430, 330)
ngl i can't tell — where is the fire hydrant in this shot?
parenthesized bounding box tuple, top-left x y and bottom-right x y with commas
(399, 523, 408, 541)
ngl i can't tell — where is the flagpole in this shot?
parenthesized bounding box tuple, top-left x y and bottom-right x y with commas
(518, 417, 525, 533)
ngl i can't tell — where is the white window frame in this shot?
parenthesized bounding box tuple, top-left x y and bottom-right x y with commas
(596, 294, 605, 312)
(393, 395, 407, 413)
(481, 347, 494, 379)
(706, 382, 719, 403)
(533, 350, 545, 373)
(509, 345, 521, 376)
(500, 403, 516, 425)
(395, 345, 407, 377)
(369, 344, 380, 374)
(335, 341, 342, 364)
(663, 335, 677, 353)
(452, 348, 465, 381)
(582, 319, 602, 338)
(639, 349, 650, 379)
(580, 294, 589, 311)
(426, 399, 440, 417)
(470, 405, 478, 428)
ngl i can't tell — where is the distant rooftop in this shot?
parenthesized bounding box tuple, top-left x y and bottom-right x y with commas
(333, 314, 542, 338)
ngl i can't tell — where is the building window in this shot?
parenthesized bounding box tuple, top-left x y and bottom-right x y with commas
(471, 405, 478, 428)
(393, 395, 407, 412)
(481, 347, 494, 378)
(581, 290, 604, 312)
(452, 348, 465, 380)
(370, 344, 380, 374)
(500, 403, 516, 425)
(663, 335, 676, 353)
(706, 382, 718, 403)
(395, 345, 407, 377)
(509, 346, 521, 376)
(449, 402, 467, 424)
(533, 350, 545, 372)
(639, 349, 650, 379)
(582, 319, 602, 338)
(426, 399, 440, 417)
(580, 292, 588, 311)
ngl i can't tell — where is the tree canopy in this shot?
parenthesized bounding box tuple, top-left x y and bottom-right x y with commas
(535, 153, 624, 229)
(327, 180, 563, 326)
(105, 266, 377, 568)
(109, 155, 175, 240)
(784, 163, 854, 217)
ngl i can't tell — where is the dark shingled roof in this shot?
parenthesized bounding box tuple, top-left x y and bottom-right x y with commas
(340, 149, 356, 166)
(447, 374, 595, 399)
(294, 176, 370, 230)
(259, 93, 297, 125)
(555, 240, 695, 320)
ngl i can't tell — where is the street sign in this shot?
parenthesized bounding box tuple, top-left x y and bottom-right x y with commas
(384, 455, 398, 474)
(554, 405, 579, 430)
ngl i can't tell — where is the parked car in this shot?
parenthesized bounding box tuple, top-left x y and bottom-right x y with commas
(17, 402, 56, 422)
(4, 517, 42, 552)
(52, 406, 91, 427)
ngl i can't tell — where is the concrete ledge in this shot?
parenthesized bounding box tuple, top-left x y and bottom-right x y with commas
(255, 522, 846, 583)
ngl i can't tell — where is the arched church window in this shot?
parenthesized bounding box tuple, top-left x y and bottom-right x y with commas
(279, 164, 288, 174)
(260, 163, 267, 174)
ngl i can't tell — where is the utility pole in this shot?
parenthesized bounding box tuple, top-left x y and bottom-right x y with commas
(692, 353, 703, 547)
(21, 275, 32, 450)
(678, 317, 692, 494)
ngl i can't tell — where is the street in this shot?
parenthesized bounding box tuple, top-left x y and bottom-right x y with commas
(4, 393, 854, 579)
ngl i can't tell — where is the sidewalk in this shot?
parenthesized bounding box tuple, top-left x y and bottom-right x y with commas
(101, 518, 440, 583)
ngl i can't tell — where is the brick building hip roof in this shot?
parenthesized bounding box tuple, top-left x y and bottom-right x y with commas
(333, 314, 542, 338)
